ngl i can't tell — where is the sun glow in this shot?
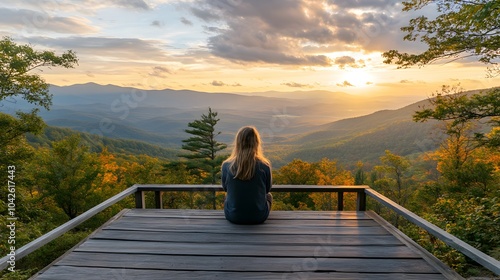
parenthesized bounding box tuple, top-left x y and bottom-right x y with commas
(342, 69, 374, 87)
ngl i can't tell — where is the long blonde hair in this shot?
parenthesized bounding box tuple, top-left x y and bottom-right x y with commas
(224, 126, 270, 180)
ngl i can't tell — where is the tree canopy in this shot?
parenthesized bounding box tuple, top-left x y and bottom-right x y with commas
(383, 1, 500, 75)
(0, 36, 78, 110)
(413, 85, 500, 148)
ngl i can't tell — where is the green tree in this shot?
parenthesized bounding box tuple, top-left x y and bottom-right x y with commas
(374, 150, 414, 227)
(374, 150, 413, 206)
(413, 85, 500, 148)
(382, 1, 500, 75)
(0, 36, 78, 109)
(0, 36, 78, 163)
(36, 134, 101, 219)
(180, 107, 227, 184)
(180, 107, 227, 209)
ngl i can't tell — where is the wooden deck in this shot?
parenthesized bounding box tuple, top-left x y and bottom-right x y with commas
(32, 209, 462, 279)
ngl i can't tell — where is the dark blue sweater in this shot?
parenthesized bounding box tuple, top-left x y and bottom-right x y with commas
(222, 161, 272, 224)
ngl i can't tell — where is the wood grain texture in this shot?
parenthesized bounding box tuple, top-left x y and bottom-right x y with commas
(31, 209, 458, 279)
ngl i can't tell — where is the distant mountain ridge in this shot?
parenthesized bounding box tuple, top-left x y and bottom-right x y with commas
(2, 83, 492, 167)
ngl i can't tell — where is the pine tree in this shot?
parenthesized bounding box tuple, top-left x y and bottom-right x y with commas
(180, 108, 227, 208)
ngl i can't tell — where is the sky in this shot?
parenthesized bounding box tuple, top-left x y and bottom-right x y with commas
(1, 0, 499, 99)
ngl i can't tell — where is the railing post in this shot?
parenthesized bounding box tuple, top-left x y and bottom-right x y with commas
(337, 192, 344, 211)
(356, 190, 366, 211)
(155, 191, 163, 209)
(135, 190, 145, 209)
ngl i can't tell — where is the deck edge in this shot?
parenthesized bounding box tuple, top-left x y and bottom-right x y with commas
(29, 209, 131, 280)
(366, 210, 465, 280)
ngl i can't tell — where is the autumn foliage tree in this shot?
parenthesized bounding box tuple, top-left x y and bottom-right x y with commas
(273, 158, 354, 210)
(36, 134, 101, 219)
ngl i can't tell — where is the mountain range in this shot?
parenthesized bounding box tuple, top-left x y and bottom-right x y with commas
(3, 82, 481, 167)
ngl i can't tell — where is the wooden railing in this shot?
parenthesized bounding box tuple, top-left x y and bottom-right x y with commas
(134, 184, 368, 210)
(1, 184, 499, 276)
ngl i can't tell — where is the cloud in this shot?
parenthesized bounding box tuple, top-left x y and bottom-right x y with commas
(12, 0, 152, 12)
(211, 80, 225, 86)
(28, 36, 169, 61)
(209, 80, 242, 87)
(151, 20, 163, 27)
(328, 0, 400, 9)
(187, 0, 413, 66)
(111, 0, 151, 10)
(281, 82, 313, 88)
(337, 80, 354, 87)
(180, 17, 193, 26)
(149, 66, 171, 78)
(0, 8, 97, 34)
(334, 55, 366, 69)
(190, 7, 220, 22)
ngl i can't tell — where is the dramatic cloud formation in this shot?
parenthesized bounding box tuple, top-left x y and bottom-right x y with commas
(188, 0, 405, 66)
(0, 0, 494, 94)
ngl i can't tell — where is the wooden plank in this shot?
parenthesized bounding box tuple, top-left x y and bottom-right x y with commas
(55, 252, 440, 273)
(116, 215, 380, 227)
(74, 239, 420, 258)
(105, 222, 391, 235)
(94, 229, 403, 245)
(35, 266, 447, 280)
(124, 209, 372, 219)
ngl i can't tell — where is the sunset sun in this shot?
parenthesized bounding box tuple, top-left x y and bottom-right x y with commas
(342, 69, 373, 87)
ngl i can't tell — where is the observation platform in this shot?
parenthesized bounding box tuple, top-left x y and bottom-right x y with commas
(31, 208, 461, 279)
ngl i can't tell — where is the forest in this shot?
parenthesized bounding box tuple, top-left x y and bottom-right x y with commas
(1, 1, 500, 279)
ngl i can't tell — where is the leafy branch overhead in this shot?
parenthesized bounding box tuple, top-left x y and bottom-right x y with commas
(383, 1, 500, 75)
(0, 36, 78, 110)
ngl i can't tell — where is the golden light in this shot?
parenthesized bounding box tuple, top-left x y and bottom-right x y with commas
(342, 69, 374, 87)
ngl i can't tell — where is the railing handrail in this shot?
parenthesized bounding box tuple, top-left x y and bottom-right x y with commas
(134, 184, 369, 192)
(365, 188, 500, 276)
